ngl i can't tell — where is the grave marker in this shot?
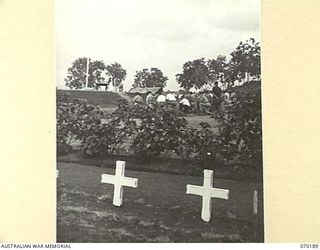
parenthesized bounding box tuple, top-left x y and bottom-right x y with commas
(186, 169, 229, 222)
(253, 190, 260, 241)
(253, 190, 258, 215)
(101, 161, 138, 206)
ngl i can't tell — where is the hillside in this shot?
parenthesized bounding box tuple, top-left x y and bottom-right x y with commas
(57, 89, 125, 108)
(57, 81, 261, 110)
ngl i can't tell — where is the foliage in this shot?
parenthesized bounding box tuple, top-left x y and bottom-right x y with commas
(207, 55, 227, 82)
(57, 95, 133, 156)
(56, 92, 104, 147)
(80, 120, 126, 156)
(106, 62, 127, 88)
(56, 86, 262, 165)
(56, 93, 78, 154)
(176, 58, 210, 90)
(215, 89, 262, 164)
(65, 57, 109, 89)
(111, 103, 194, 158)
(192, 122, 221, 162)
(133, 68, 168, 88)
(56, 92, 76, 145)
(57, 99, 194, 158)
(228, 38, 261, 82)
(176, 39, 261, 90)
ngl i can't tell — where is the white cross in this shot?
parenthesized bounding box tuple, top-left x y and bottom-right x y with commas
(186, 169, 229, 222)
(101, 161, 138, 207)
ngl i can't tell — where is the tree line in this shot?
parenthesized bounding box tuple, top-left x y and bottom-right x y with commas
(65, 38, 260, 91)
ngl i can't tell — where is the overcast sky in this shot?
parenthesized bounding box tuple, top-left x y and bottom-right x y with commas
(56, 0, 260, 90)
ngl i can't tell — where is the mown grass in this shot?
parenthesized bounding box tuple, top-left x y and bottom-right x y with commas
(57, 162, 264, 243)
(58, 151, 263, 183)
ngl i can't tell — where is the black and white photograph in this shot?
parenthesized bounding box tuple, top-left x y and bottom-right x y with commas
(56, 0, 263, 243)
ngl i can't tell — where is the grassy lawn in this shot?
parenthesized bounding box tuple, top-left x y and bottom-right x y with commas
(57, 162, 264, 243)
(58, 152, 262, 183)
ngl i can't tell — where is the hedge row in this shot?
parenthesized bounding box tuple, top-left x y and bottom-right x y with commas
(57, 90, 262, 165)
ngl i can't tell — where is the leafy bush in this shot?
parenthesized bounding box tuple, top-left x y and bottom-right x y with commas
(56, 89, 262, 166)
(80, 103, 136, 156)
(56, 93, 104, 146)
(134, 111, 193, 158)
(56, 93, 200, 159)
(215, 90, 262, 164)
(57, 96, 129, 156)
(192, 122, 221, 162)
(111, 102, 194, 159)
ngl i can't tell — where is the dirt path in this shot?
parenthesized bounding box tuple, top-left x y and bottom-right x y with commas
(57, 162, 264, 242)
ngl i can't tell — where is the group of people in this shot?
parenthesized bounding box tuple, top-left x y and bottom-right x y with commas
(132, 82, 236, 114)
(132, 90, 178, 111)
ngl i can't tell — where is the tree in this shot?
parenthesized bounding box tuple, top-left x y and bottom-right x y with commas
(228, 38, 261, 83)
(176, 58, 210, 90)
(65, 57, 109, 89)
(106, 62, 127, 88)
(207, 55, 229, 87)
(133, 68, 168, 88)
(90, 60, 109, 89)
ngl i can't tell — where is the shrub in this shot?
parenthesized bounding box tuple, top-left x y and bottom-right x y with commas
(111, 102, 195, 159)
(56, 93, 104, 145)
(215, 90, 262, 164)
(192, 122, 221, 162)
(56, 89, 262, 166)
(80, 103, 136, 156)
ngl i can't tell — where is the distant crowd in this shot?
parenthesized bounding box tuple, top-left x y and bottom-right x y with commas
(131, 82, 237, 115)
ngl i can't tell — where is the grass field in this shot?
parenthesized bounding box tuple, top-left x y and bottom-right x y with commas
(57, 162, 264, 243)
(58, 151, 262, 183)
